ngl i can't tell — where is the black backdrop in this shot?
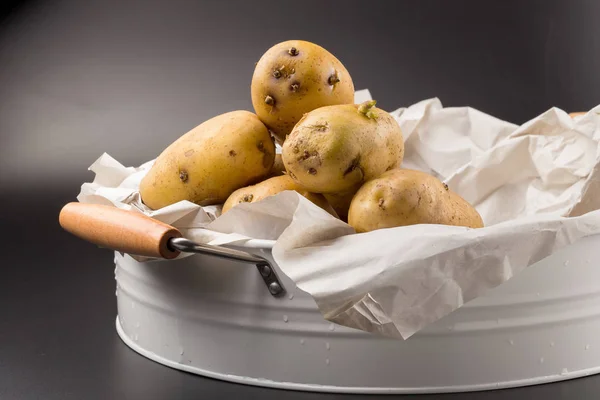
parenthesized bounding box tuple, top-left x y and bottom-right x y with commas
(1, 1, 599, 399)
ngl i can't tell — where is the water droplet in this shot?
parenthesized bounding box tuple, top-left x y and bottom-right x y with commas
(561, 368, 569, 375)
(536, 292, 541, 297)
(300, 339, 305, 345)
(283, 315, 289, 323)
(135, 322, 140, 328)
(508, 339, 514, 345)
(586, 344, 591, 350)
(325, 358, 330, 365)
(329, 323, 336, 331)
(288, 293, 295, 300)
(326, 342, 330, 350)
(134, 334, 139, 342)
(564, 260, 570, 267)
(539, 357, 545, 364)
(179, 348, 184, 355)
(550, 341, 555, 347)
(115, 289, 118, 297)
(447, 325, 454, 331)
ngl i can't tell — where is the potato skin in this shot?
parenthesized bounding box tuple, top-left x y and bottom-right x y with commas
(251, 40, 354, 144)
(323, 184, 362, 222)
(282, 101, 404, 195)
(140, 111, 275, 210)
(267, 154, 286, 177)
(222, 175, 338, 217)
(348, 169, 484, 233)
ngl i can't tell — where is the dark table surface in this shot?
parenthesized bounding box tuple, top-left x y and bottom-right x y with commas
(2, 0, 600, 399)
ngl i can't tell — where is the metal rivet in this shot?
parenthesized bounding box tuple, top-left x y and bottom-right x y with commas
(269, 282, 282, 295)
(258, 264, 272, 277)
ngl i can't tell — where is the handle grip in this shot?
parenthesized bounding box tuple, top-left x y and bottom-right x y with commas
(59, 202, 181, 259)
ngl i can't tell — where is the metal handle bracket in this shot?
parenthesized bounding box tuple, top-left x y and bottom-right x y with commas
(168, 237, 286, 298)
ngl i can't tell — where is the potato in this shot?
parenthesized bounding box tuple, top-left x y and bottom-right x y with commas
(222, 175, 338, 217)
(251, 40, 355, 144)
(348, 169, 484, 233)
(323, 185, 361, 222)
(140, 111, 275, 209)
(267, 154, 286, 177)
(282, 100, 404, 194)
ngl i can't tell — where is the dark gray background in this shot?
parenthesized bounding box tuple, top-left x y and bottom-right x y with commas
(1, 0, 600, 399)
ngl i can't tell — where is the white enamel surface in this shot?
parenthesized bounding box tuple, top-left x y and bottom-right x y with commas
(114, 234, 600, 393)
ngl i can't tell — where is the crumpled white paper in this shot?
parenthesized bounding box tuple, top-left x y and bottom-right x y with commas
(77, 89, 600, 339)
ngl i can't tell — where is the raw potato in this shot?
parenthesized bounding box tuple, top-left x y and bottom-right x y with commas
(282, 100, 404, 194)
(222, 175, 338, 217)
(268, 154, 286, 177)
(323, 185, 361, 222)
(348, 169, 484, 233)
(251, 40, 355, 144)
(140, 111, 275, 209)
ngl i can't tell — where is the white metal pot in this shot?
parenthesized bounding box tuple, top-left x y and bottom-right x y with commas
(114, 235, 600, 394)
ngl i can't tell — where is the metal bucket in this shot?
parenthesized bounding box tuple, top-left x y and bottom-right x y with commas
(115, 234, 600, 394)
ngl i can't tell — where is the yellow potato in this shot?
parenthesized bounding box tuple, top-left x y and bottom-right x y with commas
(251, 40, 355, 144)
(323, 184, 361, 222)
(282, 100, 404, 194)
(348, 169, 484, 233)
(222, 175, 338, 217)
(140, 111, 275, 209)
(267, 154, 286, 177)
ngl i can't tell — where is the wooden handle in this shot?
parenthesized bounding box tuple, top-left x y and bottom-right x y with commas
(59, 202, 182, 259)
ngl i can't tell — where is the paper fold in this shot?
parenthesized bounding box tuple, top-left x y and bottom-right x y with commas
(76, 90, 600, 338)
